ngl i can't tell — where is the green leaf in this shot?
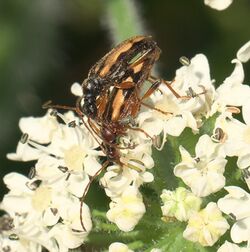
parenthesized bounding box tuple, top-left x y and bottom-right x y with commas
(143, 222, 215, 252)
(199, 113, 218, 136)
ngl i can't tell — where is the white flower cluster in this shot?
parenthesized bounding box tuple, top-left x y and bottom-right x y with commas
(159, 40, 250, 250)
(1, 111, 94, 252)
(0, 87, 156, 250)
(0, 28, 250, 252)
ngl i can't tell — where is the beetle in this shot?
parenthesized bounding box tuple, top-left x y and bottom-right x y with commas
(43, 35, 204, 231)
(81, 35, 161, 120)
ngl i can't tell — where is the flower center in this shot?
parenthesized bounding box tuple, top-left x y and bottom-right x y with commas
(123, 195, 138, 204)
(32, 186, 51, 212)
(64, 145, 86, 172)
(243, 127, 250, 145)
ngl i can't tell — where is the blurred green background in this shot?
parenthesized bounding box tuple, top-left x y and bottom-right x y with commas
(0, 0, 250, 198)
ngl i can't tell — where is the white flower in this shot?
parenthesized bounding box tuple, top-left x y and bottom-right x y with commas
(108, 242, 134, 252)
(150, 249, 162, 252)
(217, 241, 250, 252)
(101, 163, 153, 198)
(183, 202, 229, 246)
(160, 187, 202, 222)
(1, 192, 58, 252)
(204, 0, 233, 10)
(0, 233, 42, 252)
(19, 110, 59, 144)
(173, 54, 215, 117)
(138, 54, 215, 142)
(7, 141, 44, 162)
(101, 139, 154, 198)
(237, 40, 250, 63)
(49, 193, 92, 232)
(42, 116, 101, 176)
(211, 40, 250, 116)
(7, 111, 102, 198)
(218, 186, 250, 244)
(215, 104, 250, 169)
(211, 60, 250, 115)
(49, 223, 86, 252)
(35, 155, 90, 198)
(174, 135, 227, 197)
(106, 186, 146, 232)
(0, 172, 92, 252)
(8, 111, 101, 176)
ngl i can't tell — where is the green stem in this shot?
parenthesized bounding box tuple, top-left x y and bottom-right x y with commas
(105, 0, 145, 44)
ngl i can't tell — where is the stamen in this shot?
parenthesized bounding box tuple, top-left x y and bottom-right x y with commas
(155, 129, 167, 151)
(0, 215, 14, 231)
(28, 167, 36, 179)
(27, 140, 53, 155)
(226, 106, 241, 114)
(58, 166, 68, 173)
(153, 135, 163, 150)
(54, 111, 69, 125)
(65, 173, 71, 181)
(179, 56, 190, 66)
(25, 180, 41, 191)
(50, 109, 58, 117)
(20, 133, 29, 144)
(242, 168, 250, 179)
(3, 245, 11, 252)
(229, 213, 236, 220)
(42, 100, 52, 109)
(211, 128, 226, 143)
(187, 87, 196, 98)
(68, 120, 76, 128)
(50, 208, 58, 216)
(9, 233, 19, 240)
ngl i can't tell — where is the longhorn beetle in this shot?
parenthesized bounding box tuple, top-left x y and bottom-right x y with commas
(44, 35, 205, 231)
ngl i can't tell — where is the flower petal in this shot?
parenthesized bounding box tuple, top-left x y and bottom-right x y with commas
(204, 0, 233, 10)
(224, 59, 244, 86)
(218, 186, 250, 220)
(231, 217, 250, 243)
(242, 100, 250, 125)
(19, 112, 58, 144)
(7, 142, 43, 161)
(217, 241, 250, 252)
(237, 40, 250, 63)
(3, 172, 30, 194)
(43, 208, 60, 226)
(84, 156, 102, 176)
(237, 153, 250, 169)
